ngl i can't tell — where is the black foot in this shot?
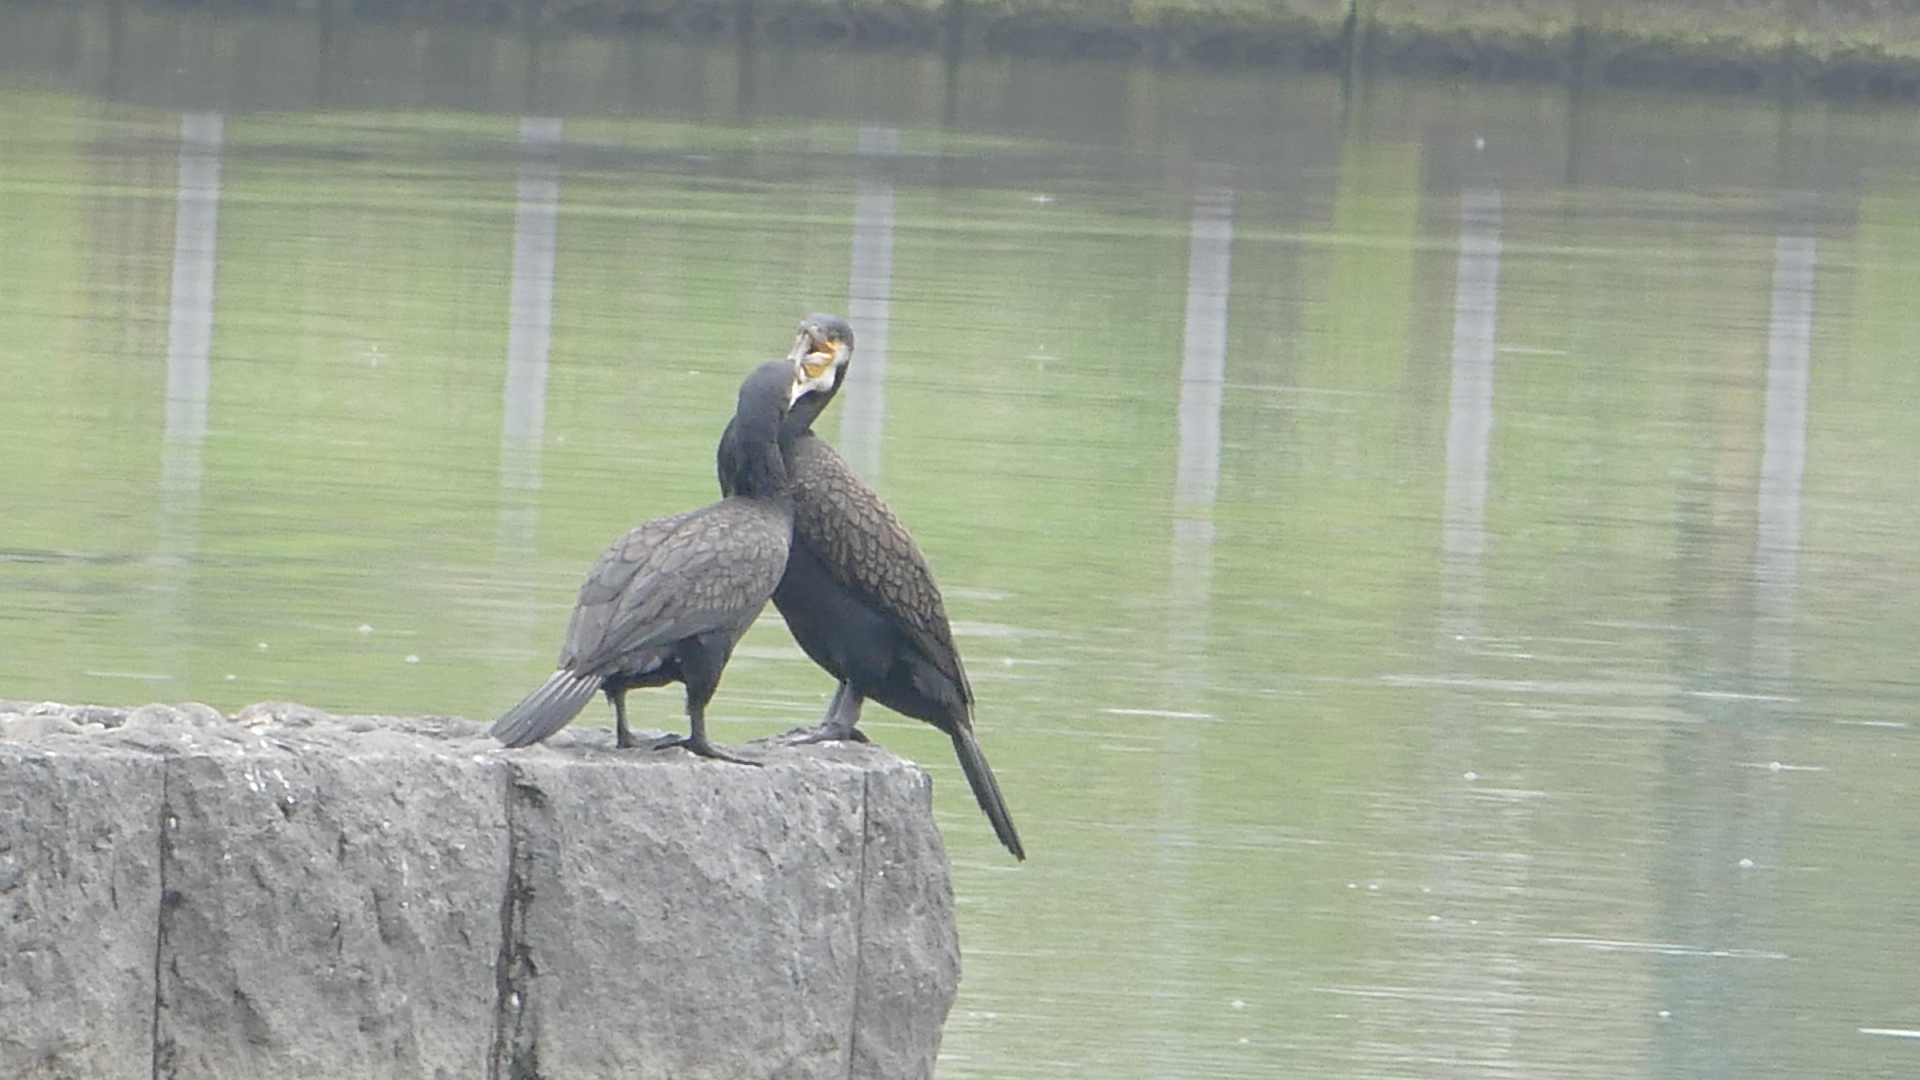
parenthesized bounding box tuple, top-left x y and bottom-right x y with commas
(651, 733, 763, 766)
(775, 721, 870, 747)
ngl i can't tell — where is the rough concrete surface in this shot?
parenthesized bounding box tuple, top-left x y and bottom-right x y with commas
(0, 741, 164, 1080)
(150, 710, 509, 1080)
(849, 761, 965, 1080)
(0, 700, 960, 1080)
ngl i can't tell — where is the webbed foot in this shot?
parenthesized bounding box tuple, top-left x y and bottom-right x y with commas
(651, 733, 763, 766)
(775, 721, 870, 746)
(618, 730, 681, 751)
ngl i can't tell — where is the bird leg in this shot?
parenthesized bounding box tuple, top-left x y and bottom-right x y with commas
(776, 683, 870, 745)
(612, 689, 644, 750)
(652, 704, 761, 766)
(613, 689, 685, 751)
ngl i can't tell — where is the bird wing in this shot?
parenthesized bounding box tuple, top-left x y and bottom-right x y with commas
(560, 500, 791, 674)
(785, 434, 972, 703)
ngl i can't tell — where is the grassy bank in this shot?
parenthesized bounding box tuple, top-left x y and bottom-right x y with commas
(4, 0, 1916, 97)
(82, 0, 1908, 98)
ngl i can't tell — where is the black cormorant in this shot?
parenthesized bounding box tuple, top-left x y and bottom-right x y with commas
(492, 359, 823, 763)
(721, 315, 1025, 858)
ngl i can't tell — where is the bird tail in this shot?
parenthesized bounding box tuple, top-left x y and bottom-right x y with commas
(491, 670, 601, 748)
(949, 724, 1025, 860)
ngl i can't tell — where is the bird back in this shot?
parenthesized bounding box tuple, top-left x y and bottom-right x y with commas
(561, 498, 791, 675)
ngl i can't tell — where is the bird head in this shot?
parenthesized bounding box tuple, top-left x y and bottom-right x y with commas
(788, 313, 854, 405)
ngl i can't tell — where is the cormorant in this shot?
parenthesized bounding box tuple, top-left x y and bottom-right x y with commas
(492, 359, 824, 763)
(720, 315, 1025, 858)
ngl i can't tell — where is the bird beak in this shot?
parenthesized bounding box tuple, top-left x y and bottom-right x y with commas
(791, 348, 838, 404)
(790, 330, 839, 382)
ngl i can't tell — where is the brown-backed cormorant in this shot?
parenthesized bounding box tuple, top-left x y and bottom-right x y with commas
(721, 315, 1025, 857)
(492, 359, 825, 763)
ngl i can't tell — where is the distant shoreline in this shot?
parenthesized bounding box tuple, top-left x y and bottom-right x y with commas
(10, 0, 1920, 99)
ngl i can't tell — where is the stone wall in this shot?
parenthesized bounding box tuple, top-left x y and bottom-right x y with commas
(0, 700, 958, 1080)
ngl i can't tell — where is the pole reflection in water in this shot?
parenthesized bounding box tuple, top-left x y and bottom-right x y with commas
(156, 110, 223, 681)
(1170, 168, 1231, 675)
(1171, 168, 1230, 664)
(1167, 171, 1231, 746)
(160, 111, 222, 563)
(1149, 167, 1231, 1071)
(1175, 169, 1231, 541)
(1753, 209, 1815, 683)
(1441, 189, 1502, 645)
(499, 115, 562, 541)
(1412, 187, 1522, 1072)
(495, 117, 562, 696)
(837, 126, 897, 484)
(1655, 203, 1811, 1079)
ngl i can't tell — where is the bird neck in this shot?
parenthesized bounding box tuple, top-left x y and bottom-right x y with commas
(785, 385, 835, 440)
(725, 412, 791, 501)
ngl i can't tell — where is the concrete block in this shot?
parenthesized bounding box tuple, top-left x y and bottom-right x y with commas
(496, 736, 958, 1079)
(0, 704, 960, 1080)
(148, 717, 509, 1080)
(0, 741, 164, 1080)
(852, 760, 961, 1080)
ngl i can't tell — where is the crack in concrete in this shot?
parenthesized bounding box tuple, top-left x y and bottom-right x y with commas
(149, 757, 173, 1080)
(492, 763, 540, 1080)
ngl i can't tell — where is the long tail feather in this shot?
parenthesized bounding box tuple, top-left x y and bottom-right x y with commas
(491, 670, 602, 747)
(949, 725, 1024, 860)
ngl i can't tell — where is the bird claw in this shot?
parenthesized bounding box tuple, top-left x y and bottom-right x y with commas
(775, 722, 869, 747)
(615, 730, 679, 751)
(652, 734, 763, 766)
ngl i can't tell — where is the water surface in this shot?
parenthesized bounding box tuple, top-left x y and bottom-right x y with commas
(4, 7, 1920, 1077)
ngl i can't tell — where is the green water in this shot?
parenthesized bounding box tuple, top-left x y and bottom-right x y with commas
(6, 6, 1920, 1077)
